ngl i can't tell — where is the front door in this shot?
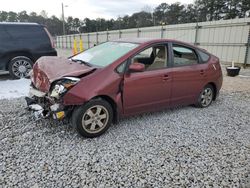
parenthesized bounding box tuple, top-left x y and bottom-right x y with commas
(122, 44, 172, 115)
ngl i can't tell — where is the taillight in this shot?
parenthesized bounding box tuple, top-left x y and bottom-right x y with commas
(215, 57, 221, 70)
(44, 27, 55, 48)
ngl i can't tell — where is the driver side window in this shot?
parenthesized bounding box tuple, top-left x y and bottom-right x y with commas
(134, 48, 153, 59)
(131, 45, 168, 71)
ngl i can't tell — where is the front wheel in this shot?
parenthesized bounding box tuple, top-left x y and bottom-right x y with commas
(72, 99, 113, 138)
(196, 84, 214, 108)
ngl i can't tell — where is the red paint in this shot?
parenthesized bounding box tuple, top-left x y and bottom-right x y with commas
(32, 56, 95, 92)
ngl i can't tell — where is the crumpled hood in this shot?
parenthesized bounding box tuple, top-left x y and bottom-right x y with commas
(32, 56, 95, 92)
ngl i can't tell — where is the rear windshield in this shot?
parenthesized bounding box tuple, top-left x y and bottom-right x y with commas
(71, 42, 139, 67)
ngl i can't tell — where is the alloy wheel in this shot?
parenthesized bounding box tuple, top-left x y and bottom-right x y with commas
(81, 105, 109, 134)
(12, 59, 32, 78)
(200, 88, 213, 107)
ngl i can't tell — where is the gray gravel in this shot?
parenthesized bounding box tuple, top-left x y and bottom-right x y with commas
(0, 91, 250, 187)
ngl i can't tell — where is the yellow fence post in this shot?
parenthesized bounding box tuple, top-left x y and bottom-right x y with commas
(72, 37, 78, 55)
(79, 37, 84, 52)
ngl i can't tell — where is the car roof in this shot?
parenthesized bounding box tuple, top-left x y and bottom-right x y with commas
(112, 38, 208, 53)
(113, 38, 183, 44)
(0, 22, 40, 26)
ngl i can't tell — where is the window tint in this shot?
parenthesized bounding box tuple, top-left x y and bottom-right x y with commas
(173, 45, 198, 67)
(6, 25, 47, 40)
(132, 45, 167, 71)
(197, 49, 210, 62)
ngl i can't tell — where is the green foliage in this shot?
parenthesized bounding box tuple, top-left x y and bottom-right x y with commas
(0, 0, 249, 36)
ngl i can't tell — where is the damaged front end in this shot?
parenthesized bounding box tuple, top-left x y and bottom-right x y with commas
(25, 76, 80, 120)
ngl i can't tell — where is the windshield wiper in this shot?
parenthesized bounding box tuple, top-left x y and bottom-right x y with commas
(71, 59, 92, 67)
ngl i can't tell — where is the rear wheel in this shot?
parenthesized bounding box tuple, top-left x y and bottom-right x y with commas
(196, 84, 214, 108)
(8, 56, 33, 79)
(72, 99, 113, 138)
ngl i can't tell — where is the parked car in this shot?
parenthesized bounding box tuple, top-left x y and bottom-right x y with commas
(0, 22, 57, 78)
(26, 38, 223, 138)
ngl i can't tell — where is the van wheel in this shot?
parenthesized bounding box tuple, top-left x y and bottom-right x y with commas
(72, 99, 113, 138)
(8, 56, 33, 79)
(196, 84, 214, 108)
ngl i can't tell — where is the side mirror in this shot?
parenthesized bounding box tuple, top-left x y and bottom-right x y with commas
(129, 63, 145, 72)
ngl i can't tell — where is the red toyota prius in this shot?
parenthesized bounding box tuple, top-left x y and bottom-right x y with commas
(26, 38, 223, 138)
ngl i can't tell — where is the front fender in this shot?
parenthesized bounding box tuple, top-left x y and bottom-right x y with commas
(62, 78, 98, 105)
(63, 72, 123, 106)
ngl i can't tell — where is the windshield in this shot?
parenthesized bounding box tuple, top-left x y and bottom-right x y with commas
(71, 42, 139, 67)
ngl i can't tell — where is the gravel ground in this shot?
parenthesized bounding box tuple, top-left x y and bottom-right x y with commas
(1, 73, 250, 187)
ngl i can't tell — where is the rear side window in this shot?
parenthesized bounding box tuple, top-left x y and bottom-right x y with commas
(5, 25, 47, 40)
(173, 44, 198, 67)
(197, 49, 210, 62)
(3, 24, 51, 49)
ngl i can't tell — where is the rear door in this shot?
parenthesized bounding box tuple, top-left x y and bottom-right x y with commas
(169, 43, 208, 106)
(122, 43, 172, 115)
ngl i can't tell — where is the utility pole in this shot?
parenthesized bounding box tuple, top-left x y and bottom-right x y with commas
(62, 3, 65, 35)
(194, 6, 199, 45)
(152, 12, 155, 26)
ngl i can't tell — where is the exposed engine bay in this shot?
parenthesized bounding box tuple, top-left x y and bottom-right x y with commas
(25, 76, 80, 120)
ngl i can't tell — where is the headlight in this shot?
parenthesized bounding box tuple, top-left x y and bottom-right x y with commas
(50, 77, 80, 99)
(51, 84, 66, 98)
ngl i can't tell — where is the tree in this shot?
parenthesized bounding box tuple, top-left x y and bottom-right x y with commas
(7, 11, 18, 22)
(223, 0, 250, 18)
(72, 18, 81, 32)
(18, 11, 29, 22)
(128, 11, 153, 28)
(121, 15, 130, 29)
(165, 3, 185, 24)
(40, 10, 48, 18)
(0, 11, 8, 21)
(182, 4, 198, 23)
(240, 0, 250, 17)
(154, 3, 169, 25)
(45, 16, 63, 35)
(66, 16, 73, 33)
(223, 0, 240, 19)
(154, 3, 186, 25)
(195, 0, 225, 21)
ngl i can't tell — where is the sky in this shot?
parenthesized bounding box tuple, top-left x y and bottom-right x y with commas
(1, 0, 194, 19)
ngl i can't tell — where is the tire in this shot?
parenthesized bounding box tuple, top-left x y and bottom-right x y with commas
(196, 84, 214, 108)
(8, 56, 33, 79)
(72, 99, 113, 138)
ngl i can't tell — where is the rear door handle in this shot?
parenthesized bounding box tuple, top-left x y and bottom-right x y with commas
(200, 70, 205, 75)
(162, 74, 169, 81)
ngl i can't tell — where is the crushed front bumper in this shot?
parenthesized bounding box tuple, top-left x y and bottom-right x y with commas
(25, 87, 67, 120)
